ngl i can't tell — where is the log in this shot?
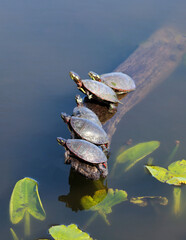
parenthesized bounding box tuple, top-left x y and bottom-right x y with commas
(86, 26, 186, 144)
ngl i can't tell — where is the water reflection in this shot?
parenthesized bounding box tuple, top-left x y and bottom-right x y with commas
(58, 168, 107, 212)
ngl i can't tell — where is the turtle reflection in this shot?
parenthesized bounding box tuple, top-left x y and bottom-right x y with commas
(58, 168, 107, 212)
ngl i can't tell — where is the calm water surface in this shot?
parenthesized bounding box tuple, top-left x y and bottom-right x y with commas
(0, 0, 186, 239)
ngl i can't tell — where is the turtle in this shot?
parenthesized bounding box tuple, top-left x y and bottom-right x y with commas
(69, 71, 121, 112)
(57, 137, 108, 179)
(61, 112, 109, 151)
(88, 71, 136, 94)
(73, 95, 102, 127)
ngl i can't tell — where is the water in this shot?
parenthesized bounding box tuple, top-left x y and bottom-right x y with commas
(0, 0, 186, 239)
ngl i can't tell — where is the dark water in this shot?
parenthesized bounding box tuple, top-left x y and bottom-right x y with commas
(1, 0, 186, 239)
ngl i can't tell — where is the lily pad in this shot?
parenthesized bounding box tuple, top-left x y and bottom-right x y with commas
(81, 189, 107, 210)
(10, 177, 46, 224)
(81, 188, 127, 225)
(114, 141, 160, 173)
(145, 159, 186, 186)
(49, 224, 93, 240)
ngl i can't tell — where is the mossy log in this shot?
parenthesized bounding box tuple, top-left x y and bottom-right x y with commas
(85, 26, 186, 144)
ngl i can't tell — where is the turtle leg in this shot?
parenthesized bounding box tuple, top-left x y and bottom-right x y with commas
(101, 145, 110, 158)
(97, 162, 108, 178)
(108, 103, 117, 113)
(87, 91, 93, 99)
(71, 131, 76, 139)
(64, 150, 71, 164)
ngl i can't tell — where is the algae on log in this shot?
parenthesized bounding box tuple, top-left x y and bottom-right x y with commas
(103, 27, 186, 143)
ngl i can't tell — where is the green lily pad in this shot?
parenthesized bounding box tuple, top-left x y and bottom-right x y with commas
(9, 177, 46, 224)
(116, 141, 160, 172)
(130, 196, 168, 207)
(81, 188, 127, 225)
(81, 189, 107, 210)
(145, 159, 186, 186)
(49, 224, 93, 240)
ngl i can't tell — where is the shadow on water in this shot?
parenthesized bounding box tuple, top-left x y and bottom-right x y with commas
(58, 168, 107, 212)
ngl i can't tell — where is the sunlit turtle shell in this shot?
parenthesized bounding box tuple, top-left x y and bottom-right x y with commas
(70, 116, 108, 146)
(89, 72, 136, 94)
(73, 95, 102, 127)
(82, 80, 119, 103)
(66, 139, 107, 164)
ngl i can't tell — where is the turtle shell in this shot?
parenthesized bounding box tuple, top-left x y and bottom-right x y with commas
(100, 72, 136, 93)
(73, 106, 102, 127)
(82, 79, 119, 103)
(70, 116, 108, 145)
(66, 139, 107, 164)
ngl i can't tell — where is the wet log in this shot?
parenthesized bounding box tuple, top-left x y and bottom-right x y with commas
(102, 26, 186, 143)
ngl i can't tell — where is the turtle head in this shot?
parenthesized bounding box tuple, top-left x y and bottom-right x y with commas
(57, 137, 66, 146)
(61, 112, 71, 123)
(69, 71, 82, 87)
(88, 71, 101, 82)
(75, 95, 83, 106)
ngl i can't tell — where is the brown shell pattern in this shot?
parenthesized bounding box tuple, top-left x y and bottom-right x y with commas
(101, 72, 136, 92)
(66, 139, 107, 164)
(73, 106, 102, 127)
(82, 79, 119, 103)
(70, 117, 108, 145)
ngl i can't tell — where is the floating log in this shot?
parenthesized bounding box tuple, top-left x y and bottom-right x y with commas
(96, 26, 186, 143)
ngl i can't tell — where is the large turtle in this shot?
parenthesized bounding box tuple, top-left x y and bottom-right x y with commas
(61, 113, 109, 151)
(73, 95, 102, 127)
(70, 71, 121, 112)
(57, 137, 108, 179)
(88, 71, 136, 94)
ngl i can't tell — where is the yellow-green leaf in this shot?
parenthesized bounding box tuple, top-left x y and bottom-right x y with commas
(116, 141, 160, 171)
(145, 160, 186, 186)
(9, 177, 46, 224)
(145, 166, 171, 183)
(130, 196, 168, 207)
(81, 188, 127, 225)
(81, 189, 107, 210)
(49, 224, 93, 240)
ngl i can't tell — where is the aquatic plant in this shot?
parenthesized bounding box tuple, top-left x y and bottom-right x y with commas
(10, 228, 19, 240)
(49, 224, 93, 240)
(81, 188, 127, 225)
(9, 177, 46, 236)
(111, 141, 160, 176)
(130, 196, 168, 207)
(146, 159, 186, 215)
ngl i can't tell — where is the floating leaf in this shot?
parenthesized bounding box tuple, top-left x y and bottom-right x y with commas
(9, 177, 46, 236)
(112, 141, 160, 175)
(49, 224, 93, 240)
(146, 160, 186, 186)
(10, 228, 19, 240)
(81, 188, 127, 225)
(10, 177, 46, 223)
(81, 189, 107, 210)
(130, 196, 168, 207)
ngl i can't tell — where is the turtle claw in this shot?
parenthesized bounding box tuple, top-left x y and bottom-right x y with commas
(108, 103, 117, 113)
(87, 93, 93, 99)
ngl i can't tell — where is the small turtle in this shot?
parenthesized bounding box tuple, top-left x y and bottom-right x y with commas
(61, 113, 109, 151)
(70, 71, 121, 112)
(88, 71, 136, 94)
(73, 95, 102, 127)
(57, 137, 108, 179)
